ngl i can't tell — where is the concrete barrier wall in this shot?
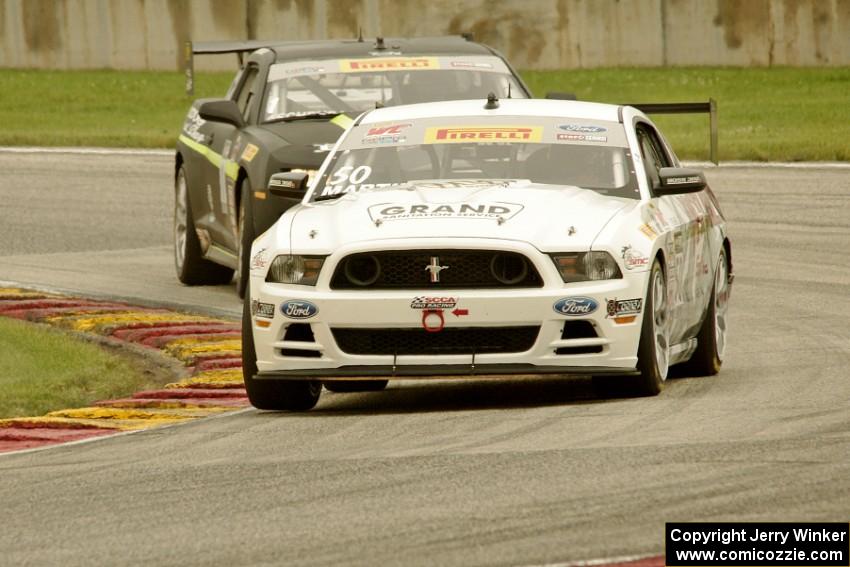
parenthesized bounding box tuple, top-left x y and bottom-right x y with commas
(2, 0, 848, 70)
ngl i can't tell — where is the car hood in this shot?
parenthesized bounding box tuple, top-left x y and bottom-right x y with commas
(285, 180, 632, 253)
(258, 117, 351, 169)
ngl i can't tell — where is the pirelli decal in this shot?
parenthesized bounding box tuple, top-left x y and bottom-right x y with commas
(340, 57, 439, 72)
(424, 126, 543, 144)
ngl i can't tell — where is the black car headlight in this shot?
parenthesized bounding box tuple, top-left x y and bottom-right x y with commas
(550, 252, 622, 282)
(265, 255, 325, 285)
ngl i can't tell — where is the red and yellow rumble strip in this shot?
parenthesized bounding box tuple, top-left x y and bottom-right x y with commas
(0, 288, 248, 454)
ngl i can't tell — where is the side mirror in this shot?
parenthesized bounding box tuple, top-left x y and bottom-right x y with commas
(198, 99, 245, 128)
(656, 167, 707, 195)
(545, 92, 577, 100)
(268, 171, 310, 199)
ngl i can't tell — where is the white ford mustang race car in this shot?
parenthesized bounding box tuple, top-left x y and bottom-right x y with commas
(242, 97, 732, 411)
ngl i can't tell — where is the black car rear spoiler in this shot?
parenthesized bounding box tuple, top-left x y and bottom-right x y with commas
(184, 40, 290, 96)
(183, 35, 478, 96)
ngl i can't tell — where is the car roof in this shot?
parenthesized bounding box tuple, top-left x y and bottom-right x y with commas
(357, 98, 626, 125)
(266, 36, 494, 62)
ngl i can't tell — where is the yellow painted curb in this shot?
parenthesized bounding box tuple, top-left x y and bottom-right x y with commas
(166, 368, 244, 389)
(0, 416, 183, 431)
(47, 407, 230, 421)
(46, 312, 216, 332)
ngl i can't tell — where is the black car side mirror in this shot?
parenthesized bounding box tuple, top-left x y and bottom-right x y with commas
(268, 171, 310, 199)
(655, 167, 707, 195)
(198, 99, 245, 129)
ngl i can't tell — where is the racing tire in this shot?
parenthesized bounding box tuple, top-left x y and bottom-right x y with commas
(174, 165, 234, 285)
(593, 258, 669, 398)
(242, 286, 322, 411)
(677, 247, 729, 377)
(235, 179, 254, 299)
(324, 380, 389, 393)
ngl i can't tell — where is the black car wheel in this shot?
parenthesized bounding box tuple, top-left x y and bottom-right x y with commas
(235, 179, 255, 299)
(324, 380, 389, 393)
(242, 284, 322, 411)
(174, 165, 234, 285)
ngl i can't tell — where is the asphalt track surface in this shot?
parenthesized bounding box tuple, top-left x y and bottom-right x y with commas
(0, 152, 848, 567)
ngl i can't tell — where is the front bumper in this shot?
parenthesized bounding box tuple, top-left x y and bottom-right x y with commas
(250, 254, 649, 380)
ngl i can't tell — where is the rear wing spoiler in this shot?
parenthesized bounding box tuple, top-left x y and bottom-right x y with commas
(183, 35, 478, 97)
(184, 40, 288, 96)
(624, 100, 718, 165)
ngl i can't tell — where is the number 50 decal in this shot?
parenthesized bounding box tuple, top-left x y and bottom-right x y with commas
(328, 165, 372, 186)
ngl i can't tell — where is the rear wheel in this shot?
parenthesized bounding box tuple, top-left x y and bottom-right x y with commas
(174, 165, 234, 285)
(324, 380, 389, 393)
(235, 179, 254, 299)
(242, 285, 321, 411)
(678, 247, 729, 376)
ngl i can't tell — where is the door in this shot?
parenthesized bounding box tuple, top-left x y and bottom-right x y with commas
(635, 123, 703, 343)
(203, 64, 262, 253)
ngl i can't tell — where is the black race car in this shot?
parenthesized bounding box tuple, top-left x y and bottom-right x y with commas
(174, 36, 531, 297)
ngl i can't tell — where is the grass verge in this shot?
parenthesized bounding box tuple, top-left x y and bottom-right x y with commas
(0, 67, 847, 160)
(0, 317, 172, 419)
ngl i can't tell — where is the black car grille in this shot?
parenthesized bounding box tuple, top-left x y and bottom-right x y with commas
(331, 326, 540, 356)
(330, 249, 543, 289)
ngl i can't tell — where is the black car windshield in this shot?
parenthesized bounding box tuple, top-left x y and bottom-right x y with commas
(310, 117, 640, 201)
(263, 55, 525, 122)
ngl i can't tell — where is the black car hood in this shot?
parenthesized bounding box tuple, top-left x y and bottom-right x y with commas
(258, 117, 351, 169)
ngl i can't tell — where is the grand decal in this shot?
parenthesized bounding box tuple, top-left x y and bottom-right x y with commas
(368, 202, 524, 222)
(424, 126, 543, 143)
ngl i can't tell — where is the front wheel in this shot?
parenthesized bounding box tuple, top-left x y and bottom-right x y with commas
(595, 257, 669, 398)
(634, 258, 670, 395)
(242, 285, 321, 411)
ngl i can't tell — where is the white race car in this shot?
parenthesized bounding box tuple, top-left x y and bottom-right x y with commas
(242, 96, 732, 410)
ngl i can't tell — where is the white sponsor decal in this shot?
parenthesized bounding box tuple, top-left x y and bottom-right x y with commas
(606, 298, 643, 318)
(182, 107, 206, 143)
(368, 202, 524, 222)
(621, 245, 649, 270)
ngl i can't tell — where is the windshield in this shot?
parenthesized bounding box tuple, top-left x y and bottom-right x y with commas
(310, 117, 640, 201)
(263, 56, 525, 122)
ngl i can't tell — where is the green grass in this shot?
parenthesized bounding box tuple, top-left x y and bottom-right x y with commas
(0, 67, 848, 160)
(0, 317, 166, 419)
(522, 67, 850, 162)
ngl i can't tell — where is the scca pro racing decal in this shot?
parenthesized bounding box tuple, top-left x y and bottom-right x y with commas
(281, 300, 318, 319)
(368, 202, 524, 223)
(410, 296, 458, 310)
(553, 297, 598, 316)
(362, 123, 411, 145)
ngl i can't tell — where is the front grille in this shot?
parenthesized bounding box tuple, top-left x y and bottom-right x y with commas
(331, 326, 540, 355)
(330, 249, 543, 289)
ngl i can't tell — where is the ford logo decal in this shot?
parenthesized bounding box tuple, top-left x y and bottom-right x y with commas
(553, 296, 598, 316)
(281, 300, 318, 319)
(559, 124, 607, 133)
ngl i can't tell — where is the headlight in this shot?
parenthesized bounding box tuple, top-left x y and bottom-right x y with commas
(550, 252, 622, 282)
(265, 255, 325, 285)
